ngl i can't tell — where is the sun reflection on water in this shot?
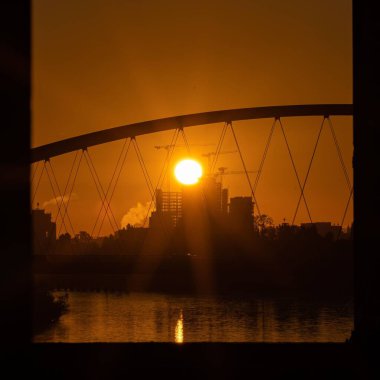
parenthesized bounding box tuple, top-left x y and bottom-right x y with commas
(33, 292, 353, 343)
(175, 310, 184, 343)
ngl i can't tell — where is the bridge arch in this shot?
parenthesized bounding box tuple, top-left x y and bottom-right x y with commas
(31, 104, 352, 163)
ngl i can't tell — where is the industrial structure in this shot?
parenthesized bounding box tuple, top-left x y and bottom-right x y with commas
(150, 189, 183, 229)
(149, 176, 254, 231)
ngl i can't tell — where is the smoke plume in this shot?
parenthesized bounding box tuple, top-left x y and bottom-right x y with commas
(42, 193, 78, 208)
(121, 201, 153, 228)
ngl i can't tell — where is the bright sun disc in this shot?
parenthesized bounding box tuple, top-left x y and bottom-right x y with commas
(174, 159, 203, 185)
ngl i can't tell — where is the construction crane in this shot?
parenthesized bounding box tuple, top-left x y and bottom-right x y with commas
(215, 166, 257, 176)
(201, 150, 237, 173)
(214, 166, 258, 185)
(154, 143, 214, 150)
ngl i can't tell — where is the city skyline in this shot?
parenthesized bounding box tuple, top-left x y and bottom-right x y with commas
(31, 117, 353, 236)
(33, 172, 352, 247)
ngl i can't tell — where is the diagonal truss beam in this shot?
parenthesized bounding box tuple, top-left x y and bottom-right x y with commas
(31, 104, 352, 163)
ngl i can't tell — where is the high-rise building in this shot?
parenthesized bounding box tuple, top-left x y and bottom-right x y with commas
(150, 189, 182, 228)
(181, 176, 228, 221)
(150, 177, 228, 229)
(229, 196, 254, 230)
(201, 177, 223, 216)
(150, 178, 255, 234)
(221, 188, 229, 215)
(32, 208, 56, 253)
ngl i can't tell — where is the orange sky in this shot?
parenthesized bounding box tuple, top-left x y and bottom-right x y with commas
(32, 0, 352, 237)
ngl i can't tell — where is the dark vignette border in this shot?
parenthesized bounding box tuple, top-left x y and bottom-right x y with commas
(1, 1, 379, 377)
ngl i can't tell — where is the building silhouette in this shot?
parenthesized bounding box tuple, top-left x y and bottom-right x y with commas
(150, 176, 254, 235)
(32, 208, 56, 254)
(229, 196, 254, 230)
(150, 189, 182, 229)
(301, 222, 341, 239)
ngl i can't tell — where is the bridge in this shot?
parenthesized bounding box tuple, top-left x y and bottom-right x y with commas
(31, 104, 352, 162)
(31, 104, 353, 242)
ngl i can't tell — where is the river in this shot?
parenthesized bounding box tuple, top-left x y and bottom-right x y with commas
(33, 291, 353, 342)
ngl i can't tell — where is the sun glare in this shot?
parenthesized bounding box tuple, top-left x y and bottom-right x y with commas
(174, 159, 203, 185)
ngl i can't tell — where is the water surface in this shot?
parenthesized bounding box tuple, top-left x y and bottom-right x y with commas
(34, 291, 353, 342)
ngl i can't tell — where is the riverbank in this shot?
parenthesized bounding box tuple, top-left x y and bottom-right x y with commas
(33, 247, 353, 296)
(33, 290, 68, 334)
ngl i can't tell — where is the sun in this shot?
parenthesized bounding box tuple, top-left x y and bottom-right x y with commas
(174, 159, 203, 185)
